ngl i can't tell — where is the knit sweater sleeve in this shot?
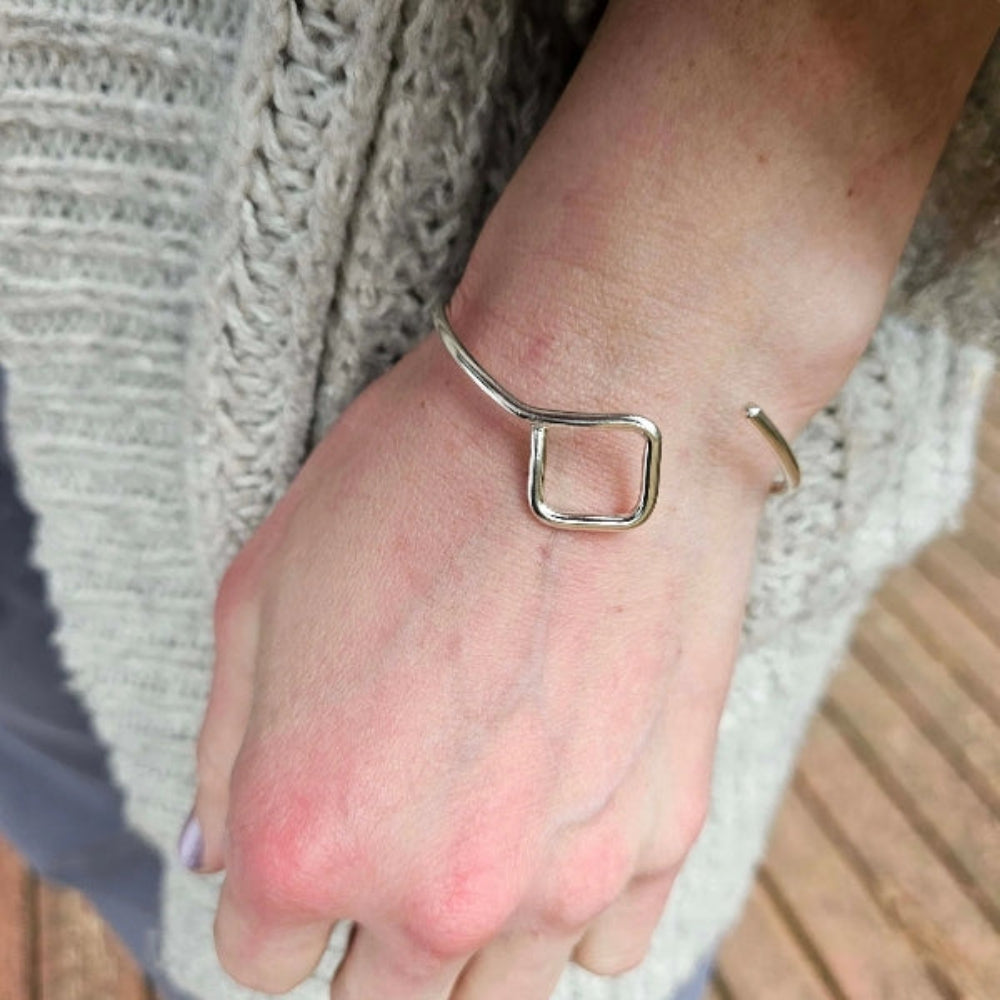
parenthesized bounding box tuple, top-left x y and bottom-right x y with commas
(883, 34, 1000, 356)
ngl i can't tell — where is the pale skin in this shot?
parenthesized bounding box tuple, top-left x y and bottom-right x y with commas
(186, 1, 1000, 997)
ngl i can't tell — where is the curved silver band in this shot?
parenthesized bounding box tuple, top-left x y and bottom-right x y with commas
(433, 304, 798, 531)
(744, 404, 801, 494)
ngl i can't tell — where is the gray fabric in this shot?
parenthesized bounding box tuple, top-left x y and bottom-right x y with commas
(888, 42, 1000, 356)
(0, 368, 194, 1000)
(0, 3, 997, 998)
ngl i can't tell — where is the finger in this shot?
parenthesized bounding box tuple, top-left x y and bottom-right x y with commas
(180, 548, 263, 873)
(329, 923, 467, 1000)
(571, 870, 675, 976)
(213, 870, 336, 993)
(449, 927, 579, 1000)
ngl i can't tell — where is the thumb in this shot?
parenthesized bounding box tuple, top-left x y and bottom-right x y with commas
(179, 550, 261, 874)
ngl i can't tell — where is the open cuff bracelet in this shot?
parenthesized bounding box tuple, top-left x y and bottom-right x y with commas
(432, 303, 800, 531)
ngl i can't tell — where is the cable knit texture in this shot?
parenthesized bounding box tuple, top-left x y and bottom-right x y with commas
(0, 3, 998, 998)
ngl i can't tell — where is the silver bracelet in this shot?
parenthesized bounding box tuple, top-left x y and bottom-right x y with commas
(432, 304, 800, 531)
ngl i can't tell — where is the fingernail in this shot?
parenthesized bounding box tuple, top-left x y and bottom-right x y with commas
(177, 809, 204, 871)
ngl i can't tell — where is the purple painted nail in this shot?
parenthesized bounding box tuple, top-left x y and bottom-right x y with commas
(178, 810, 204, 871)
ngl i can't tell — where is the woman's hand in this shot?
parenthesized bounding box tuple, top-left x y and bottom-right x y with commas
(182, 0, 997, 995)
(186, 316, 772, 997)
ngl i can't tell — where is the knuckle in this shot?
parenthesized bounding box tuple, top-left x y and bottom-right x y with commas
(228, 826, 338, 919)
(225, 775, 360, 920)
(228, 830, 312, 917)
(400, 860, 522, 960)
(539, 833, 635, 933)
(641, 786, 711, 878)
(538, 892, 593, 936)
(400, 891, 508, 961)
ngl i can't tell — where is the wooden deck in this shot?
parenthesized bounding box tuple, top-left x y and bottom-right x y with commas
(2, 376, 999, 1000)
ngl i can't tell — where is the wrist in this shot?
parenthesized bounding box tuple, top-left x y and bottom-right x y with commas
(442, 265, 814, 509)
(436, 0, 999, 502)
(444, 160, 881, 508)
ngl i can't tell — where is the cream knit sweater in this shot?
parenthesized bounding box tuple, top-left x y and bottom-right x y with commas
(1, 3, 998, 998)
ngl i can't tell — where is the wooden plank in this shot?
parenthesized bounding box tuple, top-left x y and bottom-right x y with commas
(970, 494, 1000, 536)
(917, 536, 1000, 644)
(974, 461, 1000, 521)
(37, 882, 148, 1000)
(716, 881, 833, 1000)
(854, 601, 1000, 816)
(824, 658, 1000, 925)
(0, 836, 32, 1000)
(798, 713, 1000, 998)
(957, 501, 1000, 576)
(879, 565, 1000, 726)
(761, 791, 940, 999)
